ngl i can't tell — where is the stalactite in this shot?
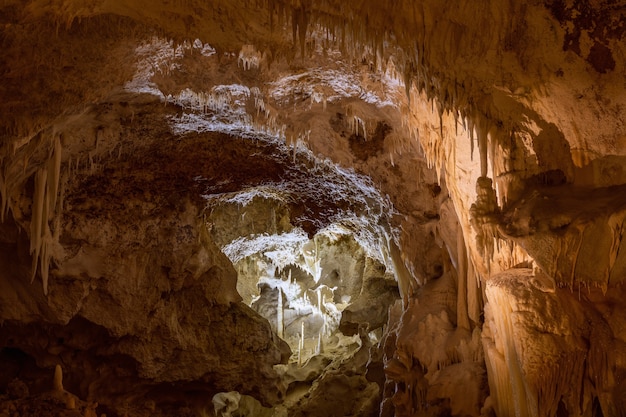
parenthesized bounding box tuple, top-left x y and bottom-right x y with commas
(316, 287, 322, 313)
(456, 224, 470, 330)
(48, 135, 63, 209)
(316, 332, 323, 354)
(298, 321, 305, 365)
(40, 221, 51, 295)
(277, 287, 284, 338)
(606, 210, 625, 286)
(291, 3, 309, 58)
(477, 119, 489, 178)
(16, 134, 65, 295)
(467, 117, 475, 161)
(383, 230, 415, 307)
(30, 168, 47, 282)
(488, 127, 497, 183)
(238, 44, 262, 70)
(570, 223, 587, 292)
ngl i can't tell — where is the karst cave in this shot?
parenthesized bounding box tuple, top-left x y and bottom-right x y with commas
(0, 1, 625, 416)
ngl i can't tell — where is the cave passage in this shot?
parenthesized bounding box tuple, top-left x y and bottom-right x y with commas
(4, 2, 626, 416)
(200, 126, 403, 415)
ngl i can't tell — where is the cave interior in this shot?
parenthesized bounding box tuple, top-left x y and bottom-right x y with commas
(1, 1, 626, 417)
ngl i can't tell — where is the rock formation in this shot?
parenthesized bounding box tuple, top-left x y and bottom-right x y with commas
(1, 1, 625, 416)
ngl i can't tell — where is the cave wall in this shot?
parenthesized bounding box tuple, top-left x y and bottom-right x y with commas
(1, 1, 626, 416)
(0, 97, 292, 415)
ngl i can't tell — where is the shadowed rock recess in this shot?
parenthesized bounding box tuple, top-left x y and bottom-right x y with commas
(1, 1, 625, 416)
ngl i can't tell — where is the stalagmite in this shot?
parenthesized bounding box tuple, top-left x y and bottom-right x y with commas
(53, 364, 64, 392)
(485, 281, 538, 417)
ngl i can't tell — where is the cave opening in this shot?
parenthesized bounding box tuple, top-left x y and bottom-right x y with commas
(196, 120, 404, 414)
(218, 222, 401, 413)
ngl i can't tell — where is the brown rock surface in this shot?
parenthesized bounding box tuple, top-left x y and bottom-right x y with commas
(1, 1, 626, 416)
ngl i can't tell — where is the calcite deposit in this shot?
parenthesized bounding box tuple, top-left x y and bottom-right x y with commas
(1, 1, 625, 416)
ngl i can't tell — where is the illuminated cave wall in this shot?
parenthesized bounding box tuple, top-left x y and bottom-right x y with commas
(0, 1, 625, 416)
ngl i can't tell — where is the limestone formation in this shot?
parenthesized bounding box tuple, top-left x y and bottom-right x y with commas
(1, 1, 625, 416)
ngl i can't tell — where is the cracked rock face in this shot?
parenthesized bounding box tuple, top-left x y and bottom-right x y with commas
(0, 99, 292, 415)
(2, 1, 626, 416)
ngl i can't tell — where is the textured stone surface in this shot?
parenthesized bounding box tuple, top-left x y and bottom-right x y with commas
(1, 1, 626, 416)
(0, 101, 291, 415)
